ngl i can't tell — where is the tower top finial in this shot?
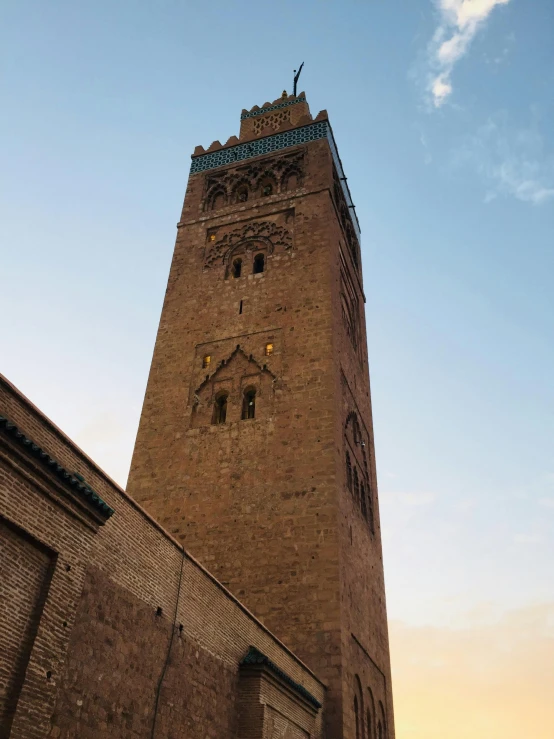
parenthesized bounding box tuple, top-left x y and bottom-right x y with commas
(293, 62, 304, 97)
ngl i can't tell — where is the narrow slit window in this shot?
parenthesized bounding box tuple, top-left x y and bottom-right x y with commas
(346, 452, 353, 491)
(239, 300, 243, 314)
(212, 393, 228, 425)
(265, 343, 273, 356)
(242, 389, 256, 420)
(202, 355, 211, 369)
(360, 481, 368, 520)
(368, 489, 375, 534)
(232, 258, 242, 278)
(253, 254, 265, 274)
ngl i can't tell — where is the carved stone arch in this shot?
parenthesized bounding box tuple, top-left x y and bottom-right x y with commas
(341, 292, 358, 350)
(377, 701, 387, 739)
(280, 165, 302, 192)
(224, 236, 275, 265)
(334, 178, 343, 206)
(204, 220, 293, 270)
(333, 162, 361, 271)
(345, 411, 374, 527)
(191, 345, 277, 428)
(205, 185, 228, 212)
(366, 687, 376, 739)
(224, 237, 274, 277)
(345, 221, 359, 267)
(354, 674, 364, 739)
(231, 178, 250, 204)
(257, 169, 278, 198)
(344, 411, 362, 442)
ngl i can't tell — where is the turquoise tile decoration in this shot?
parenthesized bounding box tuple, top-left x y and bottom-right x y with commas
(190, 121, 328, 175)
(190, 120, 361, 239)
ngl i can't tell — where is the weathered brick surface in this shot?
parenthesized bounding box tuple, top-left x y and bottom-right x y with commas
(50, 566, 237, 739)
(0, 519, 53, 735)
(127, 94, 395, 738)
(0, 374, 324, 738)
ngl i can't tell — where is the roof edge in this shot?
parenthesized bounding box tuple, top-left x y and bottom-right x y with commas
(240, 646, 322, 709)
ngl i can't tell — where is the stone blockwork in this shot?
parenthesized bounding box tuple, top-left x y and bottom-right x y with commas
(0, 374, 324, 738)
(127, 95, 395, 738)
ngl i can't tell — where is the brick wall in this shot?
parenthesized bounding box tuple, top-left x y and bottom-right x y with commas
(0, 374, 324, 738)
(0, 519, 54, 735)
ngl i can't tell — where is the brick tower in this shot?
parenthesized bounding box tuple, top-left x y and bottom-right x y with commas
(127, 91, 395, 739)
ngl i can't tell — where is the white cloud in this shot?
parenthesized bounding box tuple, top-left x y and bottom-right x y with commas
(452, 116, 554, 205)
(428, 0, 511, 107)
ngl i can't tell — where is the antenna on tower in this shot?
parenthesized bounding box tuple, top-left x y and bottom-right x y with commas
(293, 62, 304, 97)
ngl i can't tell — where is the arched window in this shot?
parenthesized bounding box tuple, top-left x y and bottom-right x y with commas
(354, 696, 360, 739)
(236, 185, 248, 203)
(232, 258, 242, 278)
(366, 687, 376, 739)
(210, 191, 226, 210)
(378, 702, 386, 739)
(282, 171, 299, 191)
(367, 709, 373, 739)
(253, 253, 265, 274)
(353, 467, 360, 504)
(261, 182, 273, 197)
(360, 481, 368, 520)
(212, 392, 228, 425)
(242, 388, 256, 420)
(346, 452, 353, 491)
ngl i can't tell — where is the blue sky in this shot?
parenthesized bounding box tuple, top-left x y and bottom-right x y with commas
(1, 1, 553, 734)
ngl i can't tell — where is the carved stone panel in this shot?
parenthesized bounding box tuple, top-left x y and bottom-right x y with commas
(204, 212, 294, 271)
(203, 150, 305, 211)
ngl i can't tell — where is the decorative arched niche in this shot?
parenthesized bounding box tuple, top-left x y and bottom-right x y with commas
(344, 411, 374, 533)
(204, 219, 293, 273)
(190, 346, 277, 428)
(224, 237, 273, 279)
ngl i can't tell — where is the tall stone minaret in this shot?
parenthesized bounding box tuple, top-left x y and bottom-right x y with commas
(127, 91, 395, 739)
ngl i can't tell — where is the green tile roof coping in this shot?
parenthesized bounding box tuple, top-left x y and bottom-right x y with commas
(0, 415, 115, 520)
(240, 646, 322, 709)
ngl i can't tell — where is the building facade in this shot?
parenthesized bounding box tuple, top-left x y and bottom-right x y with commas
(0, 91, 395, 739)
(128, 91, 395, 739)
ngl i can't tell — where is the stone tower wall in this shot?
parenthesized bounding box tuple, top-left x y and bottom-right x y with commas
(127, 94, 395, 739)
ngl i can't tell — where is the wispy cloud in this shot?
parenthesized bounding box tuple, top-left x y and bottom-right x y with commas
(428, 0, 511, 107)
(452, 116, 554, 205)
